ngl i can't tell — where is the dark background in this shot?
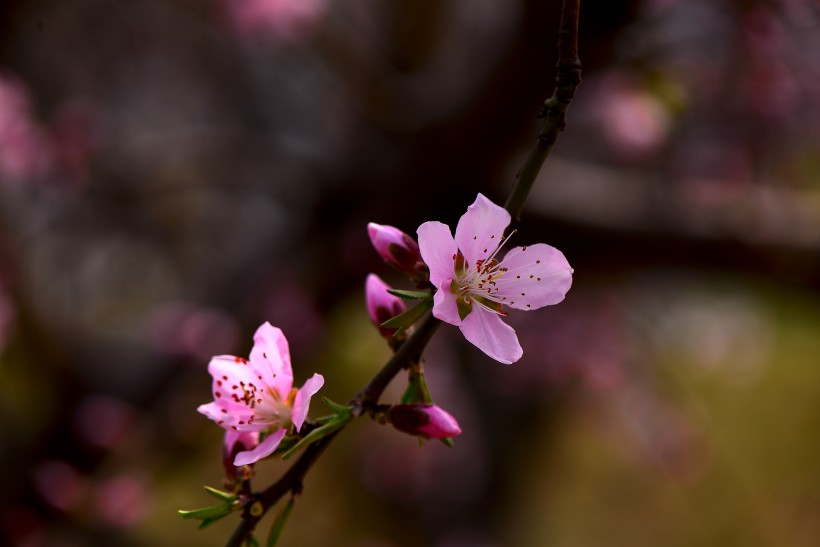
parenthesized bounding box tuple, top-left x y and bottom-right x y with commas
(1, 0, 819, 545)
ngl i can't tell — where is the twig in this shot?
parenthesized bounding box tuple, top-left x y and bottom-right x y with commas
(505, 0, 582, 224)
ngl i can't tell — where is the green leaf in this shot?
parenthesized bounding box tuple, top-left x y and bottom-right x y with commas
(280, 413, 352, 460)
(203, 486, 237, 503)
(266, 496, 296, 546)
(245, 536, 260, 547)
(322, 396, 354, 417)
(386, 289, 432, 300)
(178, 502, 235, 521)
(380, 299, 433, 329)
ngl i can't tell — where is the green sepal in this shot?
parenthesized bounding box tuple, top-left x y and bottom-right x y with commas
(387, 289, 432, 300)
(203, 485, 237, 503)
(280, 413, 352, 460)
(322, 396, 354, 417)
(266, 496, 296, 546)
(401, 363, 433, 404)
(439, 437, 455, 448)
(380, 298, 433, 329)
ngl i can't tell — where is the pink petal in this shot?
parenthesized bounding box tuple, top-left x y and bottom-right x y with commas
(249, 322, 293, 395)
(454, 193, 511, 267)
(431, 279, 461, 326)
(233, 428, 286, 466)
(494, 244, 573, 310)
(291, 373, 324, 431)
(459, 308, 522, 364)
(417, 221, 458, 288)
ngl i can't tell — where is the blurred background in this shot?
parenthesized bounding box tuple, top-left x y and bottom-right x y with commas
(1, 0, 819, 545)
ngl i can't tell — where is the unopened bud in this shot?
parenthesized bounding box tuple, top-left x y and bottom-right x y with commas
(389, 404, 462, 439)
(223, 430, 259, 479)
(365, 274, 407, 339)
(367, 223, 428, 282)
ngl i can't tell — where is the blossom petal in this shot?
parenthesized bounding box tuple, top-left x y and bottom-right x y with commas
(431, 279, 461, 326)
(417, 221, 458, 288)
(249, 322, 293, 395)
(459, 308, 522, 364)
(454, 193, 511, 266)
(233, 428, 287, 466)
(494, 244, 573, 310)
(204, 355, 265, 420)
(291, 373, 324, 431)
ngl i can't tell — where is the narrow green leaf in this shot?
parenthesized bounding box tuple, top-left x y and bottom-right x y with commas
(178, 502, 234, 521)
(280, 414, 352, 460)
(322, 397, 353, 417)
(386, 289, 432, 300)
(380, 299, 433, 329)
(203, 485, 237, 503)
(266, 496, 296, 546)
(245, 536, 260, 547)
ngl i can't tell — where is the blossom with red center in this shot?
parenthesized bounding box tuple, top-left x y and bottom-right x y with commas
(417, 193, 573, 364)
(198, 322, 323, 465)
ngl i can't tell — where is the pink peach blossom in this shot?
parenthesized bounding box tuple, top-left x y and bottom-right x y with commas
(198, 322, 323, 465)
(417, 193, 573, 364)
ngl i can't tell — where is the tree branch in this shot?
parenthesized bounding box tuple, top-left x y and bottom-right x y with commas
(505, 0, 582, 224)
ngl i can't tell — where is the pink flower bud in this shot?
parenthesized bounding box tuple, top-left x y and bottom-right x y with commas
(389, 404, 462, 439)
(223, 430, 259, 476)
(367, 223, 428, 282)
(365, 274, 407, 338)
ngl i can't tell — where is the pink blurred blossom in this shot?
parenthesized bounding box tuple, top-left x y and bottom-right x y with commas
(417, 193, 572, 364)
(197, 322, 324, 465)
(32, 461, 87, 512)
(0, 73, 51, 181)
(94, 474, 153, 527)
(223, 0, 327, 41)
(150, 301, 241, 361)
(588, 73, 672, 159)
(74, 395, 135, 448)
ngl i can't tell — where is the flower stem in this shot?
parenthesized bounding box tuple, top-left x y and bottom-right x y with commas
(505, 0, 582, 224)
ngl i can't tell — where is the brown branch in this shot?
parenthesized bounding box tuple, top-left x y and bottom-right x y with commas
(222, 1, 581, 544)
(505, 0, 582, 224)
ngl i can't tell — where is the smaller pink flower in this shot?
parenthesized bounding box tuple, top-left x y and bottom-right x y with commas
(368, 223, 428, 282)
(417, 193, 573, 364)
(390, 404, 462, 439)
(365, 273, 407, 338)
(198, 322, 324, 466)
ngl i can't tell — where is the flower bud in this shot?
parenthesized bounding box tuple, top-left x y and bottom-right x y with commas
(365, 274, 407, 339)
(223, 430, 259, 478)
(389, 404, 462, 439)
(367, 223, 428, 282)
